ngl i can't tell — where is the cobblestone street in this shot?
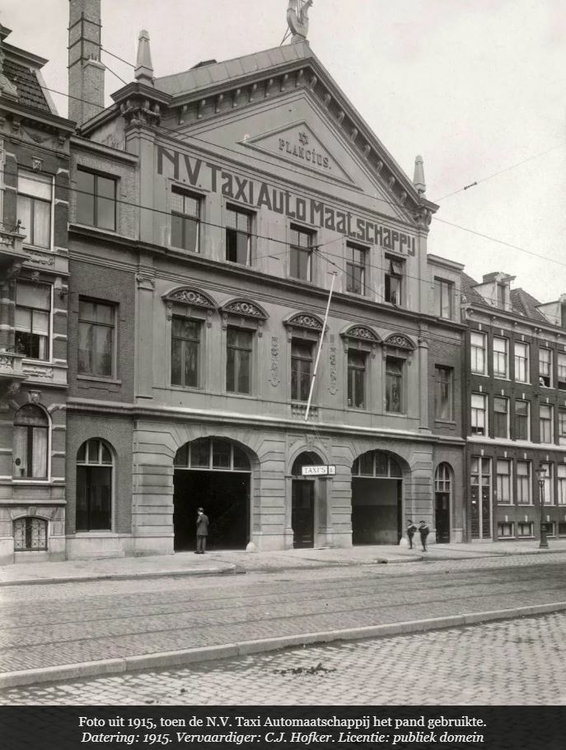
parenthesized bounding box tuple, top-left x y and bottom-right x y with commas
(2, 612, 566, 705)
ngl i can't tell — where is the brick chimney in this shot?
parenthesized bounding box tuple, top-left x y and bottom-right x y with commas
(68, 0, 105, 126)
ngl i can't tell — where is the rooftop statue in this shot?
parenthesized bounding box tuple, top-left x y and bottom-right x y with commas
(287, 0, 313, 42)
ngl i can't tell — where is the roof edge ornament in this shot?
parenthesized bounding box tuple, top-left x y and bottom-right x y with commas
(413, 155, 426, 196)
(287, 0, 313, 43)
(135, 29, 154, 86)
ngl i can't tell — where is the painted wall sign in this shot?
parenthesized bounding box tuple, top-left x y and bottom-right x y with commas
(157, 145, 416, 255)
(279, 131, 330, 171)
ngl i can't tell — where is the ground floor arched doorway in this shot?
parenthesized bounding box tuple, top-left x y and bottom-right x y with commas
(291, 452, 324, 548)
(173, 437, 251, 551)
(435, 463, 452, 543)
(351, 451, 403, 544)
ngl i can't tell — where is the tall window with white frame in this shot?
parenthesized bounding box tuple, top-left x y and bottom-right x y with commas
(171, 189, 200, 253)
(226, 328, 253, 395)
(559, 408, 566, 446)
(434, 278, 453, 319)
(514, 399, 530, 441)
(539, 347, 553, 387)
(558, 353, 566, 391)
(493, 337, 508, 378)
(496, 459, 512, 505)
(540, 404, 554, 444)
(78, 299, 115, 378)
(290, 226, 314, 281)
(15, 281, 51, 360)
(516, 461, 532, 505)
(470, 332, 487, 375)
(17, 171, 52, 248)
(384, 257, 403, 305)
(226, 206, 252, 265)
(171, 317, 201, 388)
(470, 394, 487, 436)
(13, 404, 49, 480)
(435, 366, 453, 420)
(514, 342, 529, 383)
(493, 396, 509, 439)
(540, 462, 553, 506)
(558, 465, 566, 506)
(385, 357, 403, 413)
(76, 168, 117, 231)
(347, 350, 367, 409)
(345, 242, 366, 295)
(76, 439, 113, 531)
(291, 340, 314, 402)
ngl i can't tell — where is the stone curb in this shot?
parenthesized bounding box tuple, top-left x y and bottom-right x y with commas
(0, 565, 237, 588)
(2, 600, 566, 690)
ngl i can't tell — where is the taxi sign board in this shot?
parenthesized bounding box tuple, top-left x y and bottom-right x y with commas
(301, 465, 336, 477)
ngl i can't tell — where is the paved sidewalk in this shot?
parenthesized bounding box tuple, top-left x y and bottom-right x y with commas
(1, 539, 566, 586)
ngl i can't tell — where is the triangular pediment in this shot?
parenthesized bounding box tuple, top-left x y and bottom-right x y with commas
(244, 120, 356, 186)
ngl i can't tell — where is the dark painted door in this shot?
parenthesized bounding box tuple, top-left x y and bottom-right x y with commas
(435, 492, 450, 543)
(292, 480, 314, 548)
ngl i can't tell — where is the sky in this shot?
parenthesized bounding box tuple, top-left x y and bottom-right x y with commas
(3, 0, 566, 302)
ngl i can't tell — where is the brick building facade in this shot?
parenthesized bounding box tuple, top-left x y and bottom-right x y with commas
(0, 23, 74, 563)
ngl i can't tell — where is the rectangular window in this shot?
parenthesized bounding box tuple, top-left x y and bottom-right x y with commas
(540, 462, 553, 505)
(514, 400, 530, 441)
(346, 243, 366, 295)
(384, 257, 403, 305)
(497, 522, 514, 538)
(493, 337, 508, 378)
(435, 366, 453, 420)
(171, 189, 200, 252)
(493, 396, 509, 439)
(15, 282, 51, 361)
(514, 342, 529, 383)
(540, 404, 554, 444)
(171, 317, 201, 388)
(516, 461, 532, 505)
(226, 206, 252, 265)
(559, 409, 566, 446)
(347, 350, 367, 409)
(291, 340, 314, 402)
(517, 521, 534, 537)
(539, 348, 552, 388)
(78, 299, 115, 378)
(471, 393, 487, 435)
(434, 278, 453, 318)
(558, 465, 566, 505)
(17, 171, 52, 248)
(76, 169, 117, 231)
(471, 332, 487, 375)
(496, 459, 512, 504)
(385, 357, 403, 413)
(497, 282, 507, 309)
(290, 226, 314, 281)
(226, 328, 253, 394)
(558, 353, 566, 391)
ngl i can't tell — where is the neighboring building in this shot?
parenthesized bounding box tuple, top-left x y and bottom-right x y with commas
(0, 24, 74, 563)
(462, 271, 566, 542)
(62, 0, 467, 559)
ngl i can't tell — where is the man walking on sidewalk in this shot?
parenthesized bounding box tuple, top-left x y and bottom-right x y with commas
(195, 507, 209, 554)
(418, 520, 429, 552)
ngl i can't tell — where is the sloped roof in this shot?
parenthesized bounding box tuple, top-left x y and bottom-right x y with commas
(156, 43, 313, 97)
(3, 57, 51, 113)
(510, 288, 547, 322)
(460, 272, 485, 306)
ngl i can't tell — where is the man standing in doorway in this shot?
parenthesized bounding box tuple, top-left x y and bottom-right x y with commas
(196, 507, 209, 554)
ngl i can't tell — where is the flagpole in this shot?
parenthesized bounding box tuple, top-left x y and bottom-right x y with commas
(305, 271, 337, 422)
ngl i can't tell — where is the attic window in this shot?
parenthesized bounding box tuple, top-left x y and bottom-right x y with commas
(497, 283, 506, 309)
(561, 304, 566, 328)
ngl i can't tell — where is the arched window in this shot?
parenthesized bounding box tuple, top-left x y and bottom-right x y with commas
(14, 517, 47, 551)
(352, 451, 402, 478)
(435, 463, 452, 492)
(174, 438, 251, 472)
(13, 405, 49, 479)
(76, 439, 113, 531)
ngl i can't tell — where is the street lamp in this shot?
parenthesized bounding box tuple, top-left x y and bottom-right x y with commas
(535, 467, 548, 549)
